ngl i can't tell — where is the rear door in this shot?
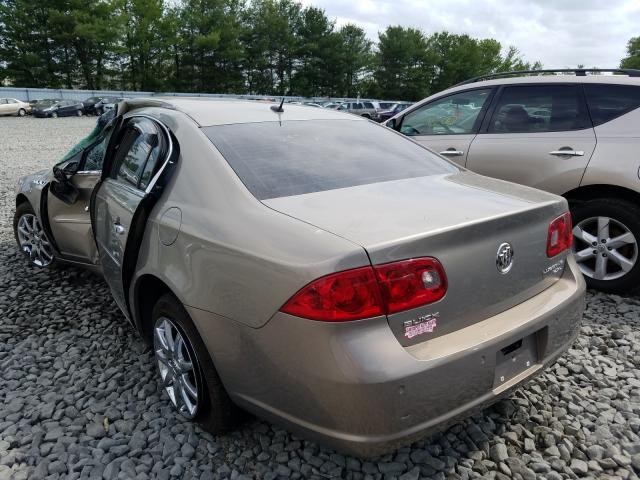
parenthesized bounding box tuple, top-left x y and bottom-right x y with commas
(467, 84, 596, 195)
(396, 88, 494, 165)
(0, 98, 9, 115)
(93, 116, 174, 317)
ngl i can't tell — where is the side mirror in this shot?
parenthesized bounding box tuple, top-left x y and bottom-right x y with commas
(386, 118, 397, 130)
(51, 164, 80, 205)
(62, 161, 79, 176)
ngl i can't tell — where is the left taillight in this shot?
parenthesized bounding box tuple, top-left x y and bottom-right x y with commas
(547, 211, 573, 257)
(280, 257, 447, 322)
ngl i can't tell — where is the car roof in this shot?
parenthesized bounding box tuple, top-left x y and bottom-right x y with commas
(121, 97, 361, 127)
(451, 74, 640, 91)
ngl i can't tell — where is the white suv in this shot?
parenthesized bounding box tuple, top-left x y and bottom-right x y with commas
(386, 69, 640, 293)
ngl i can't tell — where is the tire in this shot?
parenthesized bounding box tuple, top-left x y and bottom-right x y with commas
(13, 202, 57, 268)
(51, 112, 58, 118)
(18, 108, 26, 117)
(361, 113, 371, 119)
(76, 109, 83, 117)
(151, 293, 240, 432)
(571, 198, 640, 293)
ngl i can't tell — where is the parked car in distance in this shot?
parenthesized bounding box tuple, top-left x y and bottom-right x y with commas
(377, 102, 413, 122)
(14, 98, 584, 456)
(386, 68, 640, 293)
(337, 100, 378, 119)
(32, 99, 85, 118)
(375, 101, 396, 111)
(322, 101, 343, 109)
(82, 96, 104, 115)
(0, 98, 31, 116)
(94, 96, 125, 115)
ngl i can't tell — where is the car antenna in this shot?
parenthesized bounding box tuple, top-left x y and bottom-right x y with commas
(271, 97, 285, 113)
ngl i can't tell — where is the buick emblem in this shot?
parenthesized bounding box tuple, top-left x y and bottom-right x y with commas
(496, 243, 514, 274)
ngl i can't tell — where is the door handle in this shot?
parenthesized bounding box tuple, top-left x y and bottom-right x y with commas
(549, 149, 584, 157)
(439, 149, 464, 157)
(113, 223, 125, 235)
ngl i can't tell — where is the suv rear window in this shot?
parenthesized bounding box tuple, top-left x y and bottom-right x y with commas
(488, 85, 591, 133)
(584, 84, 640, 126)
(203, 119, 457, 200)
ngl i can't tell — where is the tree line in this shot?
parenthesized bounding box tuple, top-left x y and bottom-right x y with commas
(0, 0, 542, 100)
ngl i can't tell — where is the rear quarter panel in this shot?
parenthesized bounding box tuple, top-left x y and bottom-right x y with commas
(580, 107, 640, 192)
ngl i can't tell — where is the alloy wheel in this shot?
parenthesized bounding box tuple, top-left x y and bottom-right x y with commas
(16, 214, 55, 267)
(573, 216, 638, 281)
(154, 316, 200, 419)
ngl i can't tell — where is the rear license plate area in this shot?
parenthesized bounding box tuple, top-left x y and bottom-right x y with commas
(493, 332, 539, 388)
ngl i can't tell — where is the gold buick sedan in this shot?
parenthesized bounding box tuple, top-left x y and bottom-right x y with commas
(14, 98, 584, 455)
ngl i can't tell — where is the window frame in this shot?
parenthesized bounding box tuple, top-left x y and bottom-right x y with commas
(479, 82, 593, 134)
(398, 86, 496, 136)
(108, 116, 169, 191)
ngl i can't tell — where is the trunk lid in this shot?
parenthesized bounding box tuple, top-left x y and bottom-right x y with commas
(264, 172, 570, 346)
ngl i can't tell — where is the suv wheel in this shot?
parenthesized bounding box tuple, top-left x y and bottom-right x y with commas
(152, 293, 240, 432)
(571, 199, 640, 293)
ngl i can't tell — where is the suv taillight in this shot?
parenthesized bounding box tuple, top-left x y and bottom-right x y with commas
(547, 212, 573, 257)
(280, 258, 447, 321)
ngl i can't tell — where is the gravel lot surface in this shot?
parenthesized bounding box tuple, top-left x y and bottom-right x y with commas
(0, 116, 639, 480)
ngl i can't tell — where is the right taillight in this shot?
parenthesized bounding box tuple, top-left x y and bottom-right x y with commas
(547, 211, 573, 257)
(280, 257, 447, 321)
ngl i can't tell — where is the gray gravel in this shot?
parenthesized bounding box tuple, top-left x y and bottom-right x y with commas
(1, 116, 640, 479)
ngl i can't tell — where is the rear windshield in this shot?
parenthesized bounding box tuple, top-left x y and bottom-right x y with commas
(202, 119, 458, 200)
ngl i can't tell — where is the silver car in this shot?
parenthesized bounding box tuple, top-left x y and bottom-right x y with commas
(0, 97, 31, 116)
(14, 99, 585, 455)
(337, 100, 378, 119)
(386, 68, 640, 293)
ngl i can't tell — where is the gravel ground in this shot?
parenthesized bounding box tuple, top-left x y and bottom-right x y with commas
(0, 116, 639, 480)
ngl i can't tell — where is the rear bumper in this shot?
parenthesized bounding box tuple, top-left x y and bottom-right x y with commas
(188, 256, 585, 456)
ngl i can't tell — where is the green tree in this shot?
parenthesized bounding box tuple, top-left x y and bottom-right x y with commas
(336, 24, 372, 97)
(374, 26, 434, 101)
(620, 37, 640, 70)
(176, 0, 245, 93)
(242, 0, 301, 95)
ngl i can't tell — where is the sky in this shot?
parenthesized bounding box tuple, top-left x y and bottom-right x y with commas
(298, 0, 640, 68)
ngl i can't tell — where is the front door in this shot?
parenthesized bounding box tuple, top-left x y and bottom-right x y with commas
(47, 127, 113, 263)
(397, 88, 494, 166)
(467, 84, 596, 195)
(93, 116, 172, 317)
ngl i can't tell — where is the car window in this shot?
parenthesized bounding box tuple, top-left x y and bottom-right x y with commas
(353, 103, 362, 110)
(0, 99, 7, 104)
(363, 102, 374, 109)
(8, 99, 17, 104)
(111, 118, 162, 189)
(203, 119, 458, 200)
(401, 89, 492, 136)
(488, 85, 590, 133)
(584, 84, 640, 126)
(139, 141, 163, 190)
(82, 127, 114, 171)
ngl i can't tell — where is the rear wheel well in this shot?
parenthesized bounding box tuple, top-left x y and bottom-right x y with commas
(135, 275, 174, 342)
(564, 184, 640, 208)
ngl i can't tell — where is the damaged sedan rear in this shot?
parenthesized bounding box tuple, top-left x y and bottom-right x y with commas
(14, 99, 585, 456)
